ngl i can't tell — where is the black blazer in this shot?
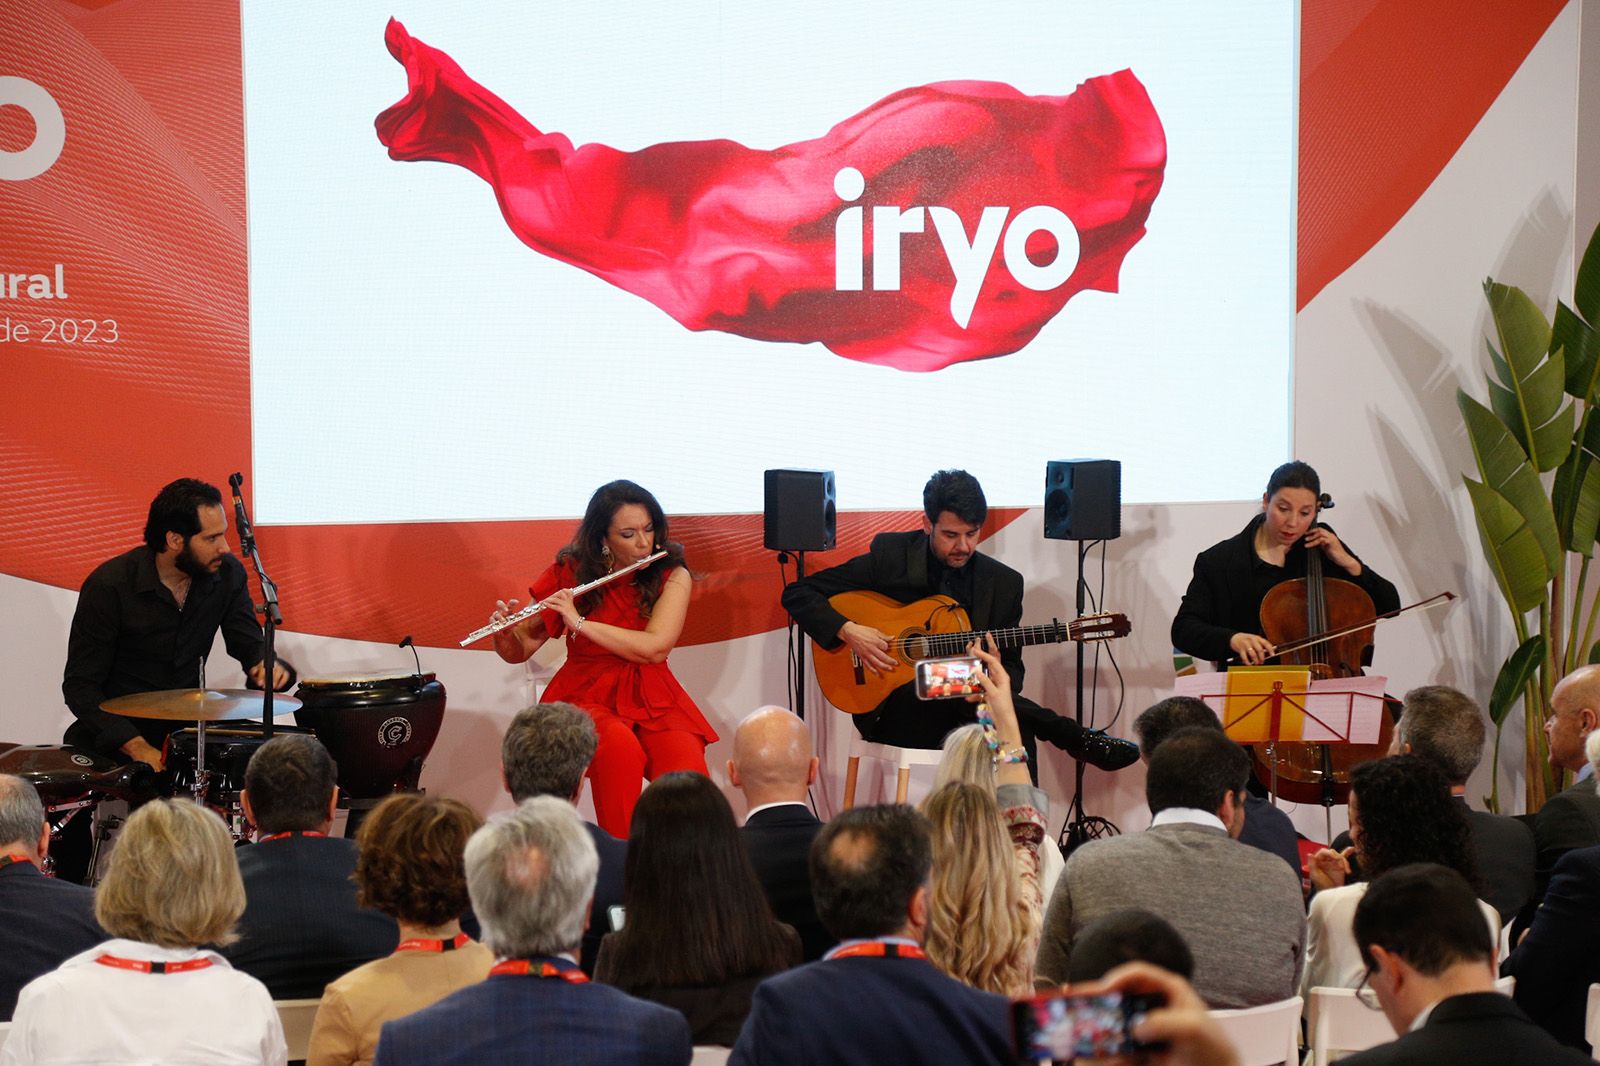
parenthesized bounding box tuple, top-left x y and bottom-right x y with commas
(742, 804, 832, 961)
(730, 954, 1012, 1066)
(1532, 775, 1600, 899)
(1171, 516, 1400, 666)
(0, 861, 106, 1020)
(781, 529, 1028, 686)
(222, 833, 399, 999)
(1338, 993, 1591, 1065)
(1504, 843, 1600, 1051)
(582, 820, 628, 975)
(1239, 793, 1302, 873)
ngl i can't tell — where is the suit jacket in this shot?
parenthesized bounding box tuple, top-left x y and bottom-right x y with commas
(729, 954, 1012, 1066)
(222, 833, 399, 999)
(742, 804, 832, 961)
(0, 860, 106, 1020)
(1503, 843, 1600, 1051)
(1532, 774, 1600, 900)
(781, 530, 1051, 751)
(373, 956, 692, 1066)
(1036, 822, 1305, 1008)
(1239, 793, 1302, 873)
(1338, 992, 1592, 1065)
(582, 820, 627, 975)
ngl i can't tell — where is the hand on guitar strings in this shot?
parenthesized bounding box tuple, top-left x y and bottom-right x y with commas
(838, 620, 897, 674)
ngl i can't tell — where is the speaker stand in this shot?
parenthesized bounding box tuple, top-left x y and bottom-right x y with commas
(1061, 538, 1119, 856)
(793, 550, 807, 721)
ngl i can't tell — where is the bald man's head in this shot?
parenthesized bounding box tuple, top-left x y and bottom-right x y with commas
(728, 706, 817, 807)
(1549, 665, 1600, 772)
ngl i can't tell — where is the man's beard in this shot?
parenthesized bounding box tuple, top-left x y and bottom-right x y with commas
(175, 543, 209, 578)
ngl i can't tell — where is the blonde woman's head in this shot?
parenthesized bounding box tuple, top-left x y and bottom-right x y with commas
(95, 799, 244, 949)
(931, 724, 996, 796)
(920, 781, 1034, 997)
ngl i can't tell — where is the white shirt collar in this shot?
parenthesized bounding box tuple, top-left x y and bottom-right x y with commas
(1409, 998, 1443, 1032)
(744, 800, 810, 822)
(1150, 807, 1227, 833)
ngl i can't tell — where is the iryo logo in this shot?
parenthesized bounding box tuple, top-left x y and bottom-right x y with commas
(0, 77, 67, 181)
(831, 166, 1080, 329)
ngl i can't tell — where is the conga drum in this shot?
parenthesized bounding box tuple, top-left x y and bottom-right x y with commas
(293, 671, 445, 836)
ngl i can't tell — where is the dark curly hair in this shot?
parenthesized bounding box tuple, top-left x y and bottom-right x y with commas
(556, 480, 686, 617)
(354, 794, 483, 927)
(1349, 755, 1476, 888)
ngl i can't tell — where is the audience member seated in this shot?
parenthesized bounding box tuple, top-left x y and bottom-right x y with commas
(1070, 961, 1242, 1066)
(727, 705, 832, 961)
(730, 805, 1013, 1066)
(1528, 664, 1600, 914)
(1036, 727, 1304, 1007)
(502, 700, 626, 974)
(1501, 729, 1600, 1052)
(1132, 697, 1300, 873)
(921, 641, 1046, 998)
(373, 796, 692, 1066)
(935, 723, 1066, 904)
(1330, 685, 1534, 924)
(1337, 864, 1590, 1065)
(1302, 755, 1497, 996)
(307, 794, 493, 1066)
(0, 774, 104, 1021)
(1066, 908, 1196, 984)
(223, 735, 399, 998)
(595, 772, 801, 1045)
(3, 799, 286, 1064)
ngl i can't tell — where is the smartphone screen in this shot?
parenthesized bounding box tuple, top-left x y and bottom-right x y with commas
(1012, 990, 1164, 1062)
(914, 656, 983, 700)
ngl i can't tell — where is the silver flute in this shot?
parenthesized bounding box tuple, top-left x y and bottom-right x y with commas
(459, 551, 668, 647)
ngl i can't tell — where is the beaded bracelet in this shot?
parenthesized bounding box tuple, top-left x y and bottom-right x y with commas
(975, 702, 1029, 765)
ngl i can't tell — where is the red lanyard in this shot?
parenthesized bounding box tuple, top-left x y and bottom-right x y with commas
(489, 959, 590, 983)
(257, 831, 327, 843)
(828, 941, 928, 961)
(95, 954, 214, 975)
(396, 932, 472, 953)
(0, 853, 33, 870)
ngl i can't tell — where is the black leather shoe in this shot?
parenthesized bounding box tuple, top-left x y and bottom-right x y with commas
(1067, 728, 1141, 772)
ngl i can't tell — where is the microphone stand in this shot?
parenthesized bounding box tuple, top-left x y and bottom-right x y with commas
(230, 472, 282, 740)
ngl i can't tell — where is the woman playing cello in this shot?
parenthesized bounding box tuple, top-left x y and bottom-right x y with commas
(1171, 461, 1400, 669)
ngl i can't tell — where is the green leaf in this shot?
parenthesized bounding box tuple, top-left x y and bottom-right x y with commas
(1589, 640, 1600, 665)
(1484, 280, 1569, 471)
(1463, 477, 1554, 614)
(1556, 301, 1600, 403)
(1553, 413, 1600, 555)
(1576, 220, 1600, 325)
(1490, 635, 1546, 727)
(1459, 390, 1563, 574)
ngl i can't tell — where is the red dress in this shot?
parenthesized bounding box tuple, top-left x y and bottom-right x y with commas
(530, 561, 717, 743)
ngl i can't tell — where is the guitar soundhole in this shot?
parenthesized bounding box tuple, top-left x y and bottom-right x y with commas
(904, 635, 930, 662)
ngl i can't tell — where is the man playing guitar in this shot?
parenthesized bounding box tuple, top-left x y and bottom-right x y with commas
(781, 469, 1137, 775)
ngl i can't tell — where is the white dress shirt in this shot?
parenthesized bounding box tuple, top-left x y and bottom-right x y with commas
(1, 938, 287, 1065)
(1300, 884, 1502, 997)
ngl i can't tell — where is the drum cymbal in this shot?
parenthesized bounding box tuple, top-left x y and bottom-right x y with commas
(99, 689, 302, 722)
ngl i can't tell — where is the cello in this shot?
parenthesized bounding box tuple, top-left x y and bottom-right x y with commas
(1254, 492, 1395, 806)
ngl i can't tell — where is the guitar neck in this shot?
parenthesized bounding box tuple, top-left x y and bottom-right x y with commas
(909, 624, 1065, 658)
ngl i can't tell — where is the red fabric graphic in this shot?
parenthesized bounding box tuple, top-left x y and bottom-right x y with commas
(375, 20, 1165, 373)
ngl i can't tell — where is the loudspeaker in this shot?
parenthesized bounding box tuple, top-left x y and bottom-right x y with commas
(1044, 459, 1121, 540)
(764, 469, 837, 551)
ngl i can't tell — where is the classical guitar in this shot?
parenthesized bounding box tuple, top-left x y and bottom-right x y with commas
(812, 590, 1131, 716)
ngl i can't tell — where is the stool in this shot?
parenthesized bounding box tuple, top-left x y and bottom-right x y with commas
(843, 738, 944, 808)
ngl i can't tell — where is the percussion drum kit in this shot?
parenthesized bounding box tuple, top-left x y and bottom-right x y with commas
(0, 673, 446, 882)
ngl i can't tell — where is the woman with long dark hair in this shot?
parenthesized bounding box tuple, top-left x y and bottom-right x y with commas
(1171, 460, 1400, 669)
(594, 772, 800, 1045)
(490, 480, 717, 836)
(1301, 755, 1497, 994)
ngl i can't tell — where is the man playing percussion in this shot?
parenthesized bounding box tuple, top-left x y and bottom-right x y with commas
(60, 478, 296, 770)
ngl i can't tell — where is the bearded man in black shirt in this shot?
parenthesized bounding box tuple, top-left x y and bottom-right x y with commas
(61, 478, 296, 771)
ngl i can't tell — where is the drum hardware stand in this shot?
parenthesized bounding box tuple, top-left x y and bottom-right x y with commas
(230, 472, 282, 740)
